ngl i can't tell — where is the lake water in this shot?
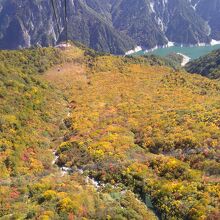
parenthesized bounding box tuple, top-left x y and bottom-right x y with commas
(135, 44, 220, 60)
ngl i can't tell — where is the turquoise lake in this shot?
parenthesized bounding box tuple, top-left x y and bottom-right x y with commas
(135, 44, 220, 60)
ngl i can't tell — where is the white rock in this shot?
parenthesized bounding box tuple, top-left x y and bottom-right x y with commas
(177, 53, 191, 66)
(210, 39, 220, 46)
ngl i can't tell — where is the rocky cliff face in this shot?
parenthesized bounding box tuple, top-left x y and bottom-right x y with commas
(112, 0, 210, 48)
(195, 0, 220, 40)
(0, 0, 58, 49)
(0, 0, 218, 54)
(0, 0, 135, 54)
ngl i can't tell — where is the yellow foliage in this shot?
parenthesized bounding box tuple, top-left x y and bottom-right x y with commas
(39, 211, 54, 220)
(30, 158, 44, 173)
(43, 190, 57, 201)
(58, 197, 81, 214)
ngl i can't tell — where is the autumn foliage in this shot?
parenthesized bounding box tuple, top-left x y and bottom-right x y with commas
(0, 45, 219, 219)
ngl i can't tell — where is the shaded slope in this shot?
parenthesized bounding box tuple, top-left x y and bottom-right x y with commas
(185, 49, 220, 79)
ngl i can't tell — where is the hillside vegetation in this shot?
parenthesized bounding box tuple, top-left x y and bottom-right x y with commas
(186, 49, 220, 79)
(56, 52, 220, 220)
(0, 48, 63, 178)
(0, 44, 220, 219)
(0, 46, 157, 219)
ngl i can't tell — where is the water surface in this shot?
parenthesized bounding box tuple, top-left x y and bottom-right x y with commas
(135, 44, 220, 59)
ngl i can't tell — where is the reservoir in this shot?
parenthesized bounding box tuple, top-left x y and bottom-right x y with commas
(135, 44, 220, 60)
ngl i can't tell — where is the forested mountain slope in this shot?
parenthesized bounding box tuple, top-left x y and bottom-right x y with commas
(186, 49, 220, 79)
(0, 43, 219, 219)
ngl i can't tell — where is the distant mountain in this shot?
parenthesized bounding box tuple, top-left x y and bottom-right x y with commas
(0, 0, 135, 54)
(185, 49, 220, 79)
(193, 0, 220, 40)
(112, 0, 210, 48)
(0, 0, 219, 54)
